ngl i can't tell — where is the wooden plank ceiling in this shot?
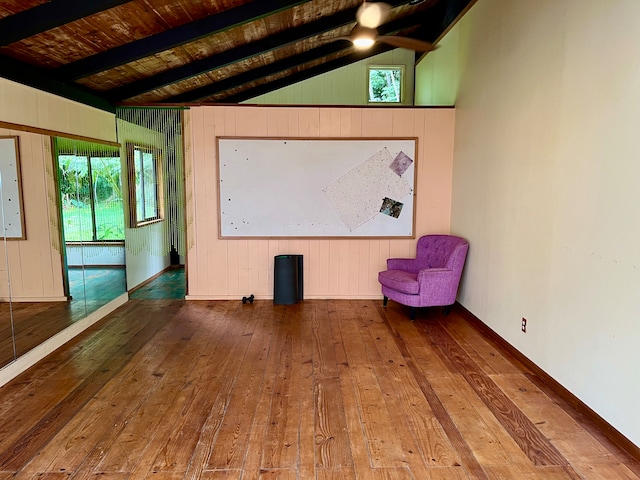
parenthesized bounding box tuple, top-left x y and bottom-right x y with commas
(0, 0, 474, 112)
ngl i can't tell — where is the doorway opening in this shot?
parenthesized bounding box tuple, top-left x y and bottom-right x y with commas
(116, 107, 187, 299)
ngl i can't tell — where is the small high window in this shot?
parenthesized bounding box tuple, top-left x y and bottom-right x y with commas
(367, 65, 404, 104)
(127, 143, 163, 227)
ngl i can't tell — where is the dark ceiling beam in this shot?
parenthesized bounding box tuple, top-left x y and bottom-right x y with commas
(54, 0, 315, 81)
(164, 12, 425, 104)
(166, 42, 352, 103)
(220, 44, 393, 104)
(105, 0, 415, 102)
(214, 1, 459, 105)
(0, 0, 133, 47)
(412, 0, 475, 63)
(410, 0, 468, 42)
(0, 55, 115, 112)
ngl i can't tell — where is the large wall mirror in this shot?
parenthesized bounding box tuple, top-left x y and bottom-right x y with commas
(53, 137, 127, 323)
(0, 134, 127, 371)
(1, 106, 186, 374)
(0, 137, 17, 366)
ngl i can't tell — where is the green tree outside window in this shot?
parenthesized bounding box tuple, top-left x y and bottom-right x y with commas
(58, 155, 124, 241)
(368, 66, 404, 103)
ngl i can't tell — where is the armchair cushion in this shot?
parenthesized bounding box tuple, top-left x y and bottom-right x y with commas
(377, 270, 419, 295)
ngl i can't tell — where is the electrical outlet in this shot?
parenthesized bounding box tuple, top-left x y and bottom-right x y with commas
(521, 317, 527, 333)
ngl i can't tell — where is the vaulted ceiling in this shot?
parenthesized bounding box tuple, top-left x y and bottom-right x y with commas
(0, 0, 475, 112)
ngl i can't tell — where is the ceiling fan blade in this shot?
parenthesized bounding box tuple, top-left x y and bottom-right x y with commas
(377, 35, 436, 52)
(356, 2, 391, 29)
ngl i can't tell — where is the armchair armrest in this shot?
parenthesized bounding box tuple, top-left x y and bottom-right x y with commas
(416, 267, 458, 305)
(417, 267, 453, 282)
(387, 257, 420, 272)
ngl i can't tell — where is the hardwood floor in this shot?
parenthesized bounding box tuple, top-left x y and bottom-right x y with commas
(0, 299, 638, 479)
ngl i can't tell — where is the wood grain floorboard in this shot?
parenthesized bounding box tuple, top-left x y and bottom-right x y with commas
(313, 301, 352, 470)
(377, 302, 491, 480)
(0, 299, 638, 479)
(419, 319, 570, 467)
(522, 371, 640, 478)
(0, 300, 180, 471)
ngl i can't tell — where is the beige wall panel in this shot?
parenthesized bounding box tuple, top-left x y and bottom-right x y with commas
(319, 109, 342, 137)
(36, 94, 69, 135)
(0, 78, 116, 142)
(1, 81, 38, 128)
(209, 108, 227, 294)
(420, 109, 455, 235)
(186, 105, 454, 300)
(187, 107, 205, 294)
(286, 107, 300, 136)
(68, 103, 116, 142)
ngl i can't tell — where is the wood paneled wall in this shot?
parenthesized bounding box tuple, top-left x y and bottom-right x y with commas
(185, 106, 455, 300)
(0, 78, 116, 142)
(0, 128, 65, 301)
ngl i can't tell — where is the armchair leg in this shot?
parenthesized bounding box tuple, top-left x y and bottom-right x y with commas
(410, 307, 416, 321)
(443, 305, 453, 316)
(383, 296, 388, 307)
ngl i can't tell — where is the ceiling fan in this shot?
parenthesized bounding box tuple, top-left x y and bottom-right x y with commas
(340, 1, 437, 52)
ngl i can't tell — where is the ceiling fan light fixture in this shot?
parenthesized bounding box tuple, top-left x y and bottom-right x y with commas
(353, 37, 376, 48)
(350, 25, 377, 49)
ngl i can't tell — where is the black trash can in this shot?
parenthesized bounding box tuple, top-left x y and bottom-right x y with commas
(274, 254, 303, 305)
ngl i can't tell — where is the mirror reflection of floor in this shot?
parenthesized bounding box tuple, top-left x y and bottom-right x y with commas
(68, 267, 127, 314)
(0, 267, 127, 369)
(129, 267, 185, 300)
(0, 266, 185, 370)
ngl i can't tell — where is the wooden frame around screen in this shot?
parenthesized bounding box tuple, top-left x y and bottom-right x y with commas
(0, 136, 26, 240)
(217, 136, 417, 238)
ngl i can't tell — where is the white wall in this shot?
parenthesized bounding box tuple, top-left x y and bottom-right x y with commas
(66, 244, 125, 267)
(414, 23, 463, 106)
(116, 119, 171, 290)
(431, 0, 640, 446)
(124, 223, 170, 289)
(245, 50, 416, 105)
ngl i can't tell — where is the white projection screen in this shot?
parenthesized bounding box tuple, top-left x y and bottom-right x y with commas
(0, 136, 25, 239)
(217, 137, 417, 238)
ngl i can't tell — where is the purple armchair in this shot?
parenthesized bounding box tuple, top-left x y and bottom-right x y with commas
(378, 235, 469, 320)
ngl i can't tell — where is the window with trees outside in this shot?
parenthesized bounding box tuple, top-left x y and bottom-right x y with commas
(58, 154, 124, 241)
(127, 143, 163, 227)
(367, 65, 404, 104)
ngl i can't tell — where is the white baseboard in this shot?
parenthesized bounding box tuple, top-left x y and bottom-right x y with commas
(0, 296, 68, 302)
(184, 294, 384, 300)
